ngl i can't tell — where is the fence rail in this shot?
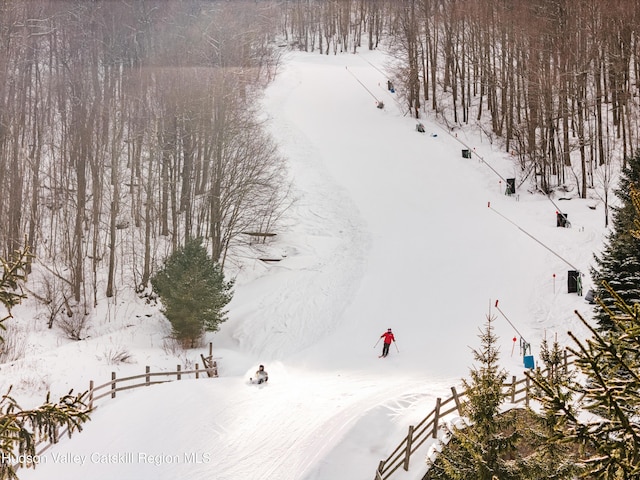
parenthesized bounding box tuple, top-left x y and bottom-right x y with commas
(374, 351, 572, 480)
(87, 362, 217, 408)
(19, 344, 218, 465)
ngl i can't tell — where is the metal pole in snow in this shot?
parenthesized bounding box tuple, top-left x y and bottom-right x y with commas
(487, 202, 579, 271)
(546, 194, 570, 226)
(495, 300, 529, 348)
(431, 122, 507, 183)
(355, 53, 388, 77)
(345, 66, 381, 104)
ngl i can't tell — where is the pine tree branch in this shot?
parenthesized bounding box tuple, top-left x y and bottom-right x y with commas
(0, 387, 91, 479)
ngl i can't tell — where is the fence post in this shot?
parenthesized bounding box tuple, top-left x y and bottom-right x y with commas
(213, 360, 218, 377)
(511, 375, 516, 403)
(177, 365, 181, 380)
(432, 398, 441, 438)
(89, 380, 94, 409)
(146, 366, 150, 386)
(451, 386, 462, 413)
(209, 342, 213, 357)
(374, 460, 385, 480)
(111, 372, 116, 398)
(195, 363, 200, 379)
(403, 425, 415, 471)
(525, 375, 530, 407)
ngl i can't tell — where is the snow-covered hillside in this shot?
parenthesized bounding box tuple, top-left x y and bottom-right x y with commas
(14, 49, 608, 480)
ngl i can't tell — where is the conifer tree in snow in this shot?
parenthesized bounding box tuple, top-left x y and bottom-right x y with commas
(591, 154, 640, 331)
(0, 388, 90, 479)
(534, 188, 640, 477)
(520, 336, 584, 480)
(531, 284, 640, 479)
(537, 334, 568, 386)
(0, 244, 90, 480)
(151, 238, 233, 347)
(0, 244, 30, 329)
(427, 314, 516, 480)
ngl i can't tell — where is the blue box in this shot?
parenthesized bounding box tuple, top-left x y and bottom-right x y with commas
(523, 355, 535, 369)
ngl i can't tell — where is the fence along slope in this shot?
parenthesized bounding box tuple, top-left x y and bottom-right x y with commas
(17, 345, 218, 468)
(375, 351, 572, 480)
(88, 361, 218, 407)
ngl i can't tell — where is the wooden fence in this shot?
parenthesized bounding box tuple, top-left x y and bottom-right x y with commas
(86, 360, 218, 409)
(374, 352, 572, 480)
(23, 344, 218, 463)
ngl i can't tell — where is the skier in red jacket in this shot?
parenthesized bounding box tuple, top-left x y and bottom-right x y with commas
(380, 328, 396, 358)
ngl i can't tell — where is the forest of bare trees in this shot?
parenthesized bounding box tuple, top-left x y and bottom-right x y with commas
(0, 1, 288, 333)
(280, 0, 640, 207)
(2, 0, 639, 333)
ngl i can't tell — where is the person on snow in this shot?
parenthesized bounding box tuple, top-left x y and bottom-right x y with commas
(380, 328, 396, 357)
(254, 365, 268, 384)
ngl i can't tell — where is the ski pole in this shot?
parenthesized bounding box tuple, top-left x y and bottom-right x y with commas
(394, 341, 400, 353)
(373, 338, 381, 348)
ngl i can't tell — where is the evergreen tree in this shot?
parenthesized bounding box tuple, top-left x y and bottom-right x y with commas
(0, 244, 31, 329)
(427, 314, 516, 480)
(520, 337, 585, 480)
(0, 244, 90, 480)
(531, 283, 640, 478)
(591, 154, 640, 331)
(531, 185, 640, 478)
(537, 334, 568, 386)
(151, 238, 233, 347)
(0, 388, 90, 479)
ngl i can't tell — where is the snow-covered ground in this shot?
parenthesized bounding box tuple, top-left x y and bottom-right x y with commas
(10, 49, 609, 480)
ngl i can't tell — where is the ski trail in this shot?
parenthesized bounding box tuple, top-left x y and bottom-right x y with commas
(219, 56, 371, 360)
(207, 374, 442, 480)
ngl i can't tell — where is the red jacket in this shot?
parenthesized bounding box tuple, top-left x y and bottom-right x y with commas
(381, 332, 395, 344)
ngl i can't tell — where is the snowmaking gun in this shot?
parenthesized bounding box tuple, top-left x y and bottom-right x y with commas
(494, 299, 534, 369)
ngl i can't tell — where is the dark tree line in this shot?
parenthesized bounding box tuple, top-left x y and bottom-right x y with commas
(591, 154, 640, 330)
